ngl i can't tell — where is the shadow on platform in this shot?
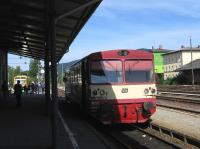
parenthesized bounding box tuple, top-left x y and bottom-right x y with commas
(0, 94, 51, 149)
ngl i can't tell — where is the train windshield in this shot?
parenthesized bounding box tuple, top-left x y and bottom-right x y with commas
(91, 60, 123, 83)
(125, 60, 153, 83)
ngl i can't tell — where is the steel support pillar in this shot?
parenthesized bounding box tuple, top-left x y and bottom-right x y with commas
(49, 0, 58, 148)
(45, 0, 50, 117)
(0, 49, 8, 93)
(45, 48, 50, 115)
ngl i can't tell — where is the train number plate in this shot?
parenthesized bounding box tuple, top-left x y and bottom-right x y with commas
(121, 88, 128, 93)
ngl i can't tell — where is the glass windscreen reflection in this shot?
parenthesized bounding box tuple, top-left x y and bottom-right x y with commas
(91, 60, 122, 83)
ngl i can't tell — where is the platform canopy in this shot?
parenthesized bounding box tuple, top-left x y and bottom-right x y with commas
(0, 0, 101, 61)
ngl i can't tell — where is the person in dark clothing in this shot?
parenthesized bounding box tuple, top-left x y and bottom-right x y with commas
(31, 83, 35, 94)
(1, 81, 8, 100)
(14, 80, 23, 107)
(23, 84, 28, 95)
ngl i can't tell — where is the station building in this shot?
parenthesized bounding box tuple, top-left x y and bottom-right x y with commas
(177, 59, 200, 84)
(137, 47, 172, 83)
(163, 47, 200, 80)
(152, 49, 171, 82)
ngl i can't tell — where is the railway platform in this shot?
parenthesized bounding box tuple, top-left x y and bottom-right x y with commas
(0, 94, 74, 149)
(0, 94, 118, 149)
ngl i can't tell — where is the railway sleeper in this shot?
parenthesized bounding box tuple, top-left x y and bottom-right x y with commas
(149, 123, 200, 148)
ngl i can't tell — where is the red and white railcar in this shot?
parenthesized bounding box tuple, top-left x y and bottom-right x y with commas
(64, 49, 156, 124)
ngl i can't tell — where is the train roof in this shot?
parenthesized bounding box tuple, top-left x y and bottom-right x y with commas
(69, 49, 153, 68)
(87, 49, 153, 60)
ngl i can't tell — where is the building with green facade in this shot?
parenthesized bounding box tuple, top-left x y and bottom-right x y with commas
(153, 50, 165, 74)
(153, 49, 172, 73)
(137, 48, 171, 74)
(152, 49, 172, 83)
(137, 48, 171, 83)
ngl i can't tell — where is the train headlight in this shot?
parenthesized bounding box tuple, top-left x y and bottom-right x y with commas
(144, 88, 149, 95)
(118, 50, 129, 56)
(92, 90, 97, 96)
(151, 88, 156, 94)
(100, 90, 105, 95)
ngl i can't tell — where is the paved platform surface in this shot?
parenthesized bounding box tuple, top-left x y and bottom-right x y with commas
(151, 107, 200, 140)
(59, 103, 120, 149)
(0, 94, 52, 149)
(0, 95, 117, 149)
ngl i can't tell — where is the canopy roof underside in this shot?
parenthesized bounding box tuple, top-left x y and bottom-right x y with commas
(0, 0, 101, 61)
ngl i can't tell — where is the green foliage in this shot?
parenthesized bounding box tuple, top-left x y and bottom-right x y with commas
(162, 78, 175, 85)
(8, 66, 15, 85)
(21, 70, 29, 76)
(15, 66, 21, 75)
(155, 73, 164, 84)
(57, 73, 63, 85)
(8, 59, 41, 85)
(8, 65, 23, 85)
(161, 73, 188, 85)
(29, 59, 39, 82)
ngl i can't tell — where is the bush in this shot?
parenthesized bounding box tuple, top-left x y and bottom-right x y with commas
(160, 73, 188, 85)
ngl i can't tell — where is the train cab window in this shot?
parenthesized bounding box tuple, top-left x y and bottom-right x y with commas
(90, 60, 122, 83)
(125, 60, 153, 83)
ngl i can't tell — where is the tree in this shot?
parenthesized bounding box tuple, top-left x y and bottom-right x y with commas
(29, 59, 39, 82)
(15, 66, 21, 75)
(8, 65, 22, 85)
(8, 66, 15, 85)
(21, 70, 29, 76)
(57, 73, 63, 85)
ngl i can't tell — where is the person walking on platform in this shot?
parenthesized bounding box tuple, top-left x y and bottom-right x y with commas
(14, 80, 23, 107)
(23, 84, 28, 95)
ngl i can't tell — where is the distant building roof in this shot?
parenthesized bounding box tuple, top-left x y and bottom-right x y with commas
(137, 48, 172, 53)
(153, 49, 172, 53)
(137, 48, 152, 52)
(177, 59, 200, 71)
(163, 47, 200, 55)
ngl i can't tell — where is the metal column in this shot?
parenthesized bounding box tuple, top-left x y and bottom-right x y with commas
(0, 49, 8, 91)
(49, 0, 58, 148)
(45, 0, 50, 116)
(45, 46, 50, 115)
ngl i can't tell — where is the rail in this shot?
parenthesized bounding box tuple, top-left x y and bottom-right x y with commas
(105, 123, 200, 149)
(157, 91, 200, 103)
(156, 92, 200, 114)
(134, 123, 200, 149)
(85, 117, 179, 149)
(158, 91, 200, 96)
(157, 85, 200, 92)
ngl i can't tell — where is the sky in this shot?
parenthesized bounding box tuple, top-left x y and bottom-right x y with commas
(9, 0, 200, 70)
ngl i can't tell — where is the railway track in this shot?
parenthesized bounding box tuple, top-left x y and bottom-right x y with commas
(135, 123, 200, 149)
(86, 114, 199, 149)
(156, 104, 200, 114)
(157, 85, 200, 93)
(107, 127, 177, 149)
(90, 122, 200, 149)
(88, 121, 177, 149)
(156, 91, 200, 114)
(157, 91, 200, 102)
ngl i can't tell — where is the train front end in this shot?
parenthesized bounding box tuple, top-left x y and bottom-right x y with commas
(88, 50, 156, 124)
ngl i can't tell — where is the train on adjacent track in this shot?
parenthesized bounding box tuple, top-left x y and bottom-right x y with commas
(64, 49, 156, 124)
